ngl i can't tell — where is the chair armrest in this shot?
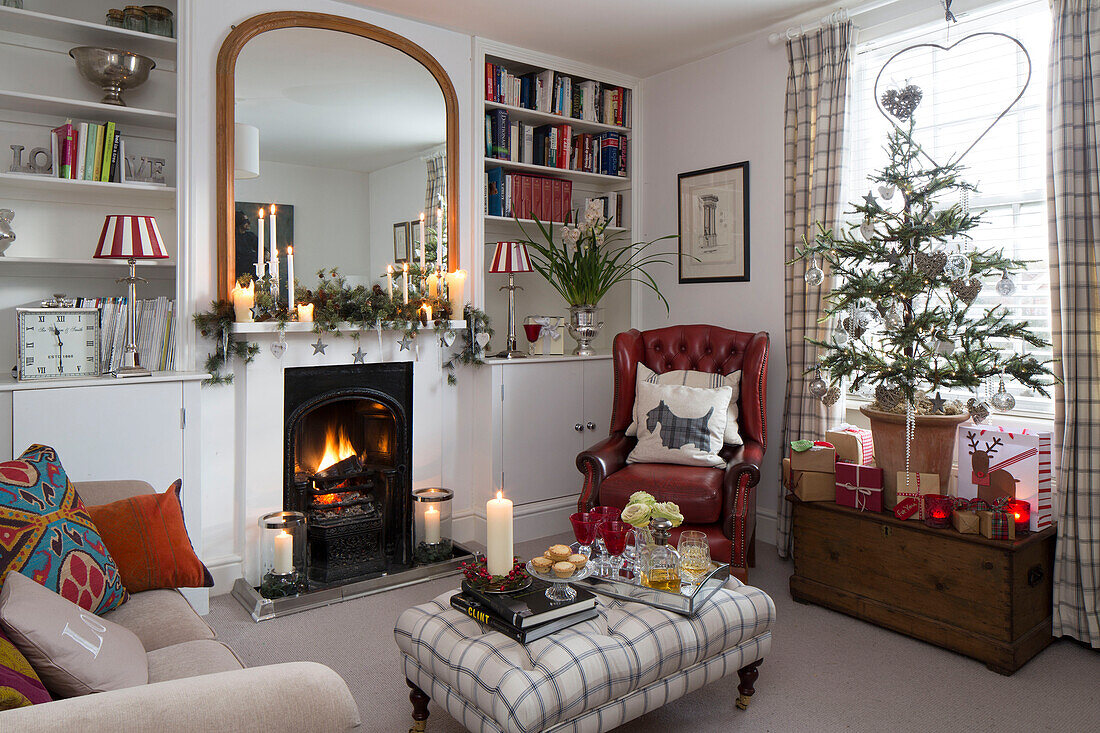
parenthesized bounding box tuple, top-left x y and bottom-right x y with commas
(576, 433, 634, 511)
(720, 439, 763, 570)
(1, 662, 361, 733)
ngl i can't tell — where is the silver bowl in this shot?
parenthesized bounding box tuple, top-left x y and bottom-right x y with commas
(69, 47, 156, 107)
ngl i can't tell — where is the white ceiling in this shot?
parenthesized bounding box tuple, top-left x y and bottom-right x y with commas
(236, 28, 446, 174)
(342, 0, 834, 77)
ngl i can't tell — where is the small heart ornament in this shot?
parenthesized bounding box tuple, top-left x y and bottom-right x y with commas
(950, 277, 982, 305)
(860, 220, 875, 240)
(878, 185, 896, 200)
(880, 84, 924, 121)
(875, 385, 902, 410)
(441, 330, 457, 348)
(270, 340, 286, 358)
(913, 251, 947, 277)
(475, 332, 490, 349)
(967, 398, 990, 424)
(821, 386, 841, 406)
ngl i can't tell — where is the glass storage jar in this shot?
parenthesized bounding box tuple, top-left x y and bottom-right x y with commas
(258, 511, 307, 598)
(142, 5, 173, 37)
(105, 9, 125, 27)
(123, 6, 147, 32)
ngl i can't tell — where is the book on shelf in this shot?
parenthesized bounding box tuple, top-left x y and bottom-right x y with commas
(449, 592, 598, 644)
(460, 579, 597, 628)
(81, 296, 177, 373)
(486, 109, 626, 177)
(484, 61, 631, 127)
(484, 170, 573, 223)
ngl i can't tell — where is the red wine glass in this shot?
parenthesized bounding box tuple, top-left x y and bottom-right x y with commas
(523, 323, 542, 354)
(598, 520, 631, 576)
(590, 506, 620, 574)
(568, 512, 598, 556)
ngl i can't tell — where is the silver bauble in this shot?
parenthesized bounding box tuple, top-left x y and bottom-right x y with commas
(991, 378, 1016, 411)
(834, 328, 849, 346)
(944, 252, 971, 280)
(808, 377, 828, 398)
(935, 338, 955, 356)
(804, 265, 824, 286)
(996, 271, 1016, 297)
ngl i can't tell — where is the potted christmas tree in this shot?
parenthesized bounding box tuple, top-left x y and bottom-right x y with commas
(793, 114, 1052, 495)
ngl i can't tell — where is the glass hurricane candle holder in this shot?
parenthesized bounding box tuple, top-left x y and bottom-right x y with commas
(923, 495, 953, 529)
(258, 511, 306, 599)
(412, 487, 453, 565)
(1005, 499, 1030, 535)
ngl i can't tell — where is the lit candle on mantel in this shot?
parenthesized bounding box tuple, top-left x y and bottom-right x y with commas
(436, 206, 444, 270)
(486, 490, 513, 576)
(231, 280, 255, 322)
(403, 262, 409, 304)
(424, 504, 440, 544)
(296, 302, 314, 322)
(419, 211, 426, 272)
(386, 264, 394, 299)
(256, 208, 265, 276)
(286, 245, 295, 304)
(422, 303, 433, 323)
(269, 204, 280, 302)
(273, 530, 294, 574)
(445, 269, 467, 316)
(425, 271, 439, 300)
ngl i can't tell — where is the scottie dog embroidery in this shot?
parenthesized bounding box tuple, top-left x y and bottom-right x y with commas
(646, 401, 713, 450)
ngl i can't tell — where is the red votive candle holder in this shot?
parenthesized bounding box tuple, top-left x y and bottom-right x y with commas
(1005, 499, 1031, 534)
(923, 495, 952, 529)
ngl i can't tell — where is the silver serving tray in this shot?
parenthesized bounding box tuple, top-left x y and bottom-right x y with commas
(576, 563, 729, 616)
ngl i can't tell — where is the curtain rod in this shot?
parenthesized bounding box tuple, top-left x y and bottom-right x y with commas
(767, 0, 902, 44)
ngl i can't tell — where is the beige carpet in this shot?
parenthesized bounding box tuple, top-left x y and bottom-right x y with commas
(206, 533, 1099, 732)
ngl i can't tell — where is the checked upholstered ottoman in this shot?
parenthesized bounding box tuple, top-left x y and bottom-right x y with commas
(393, 580, 774, 733)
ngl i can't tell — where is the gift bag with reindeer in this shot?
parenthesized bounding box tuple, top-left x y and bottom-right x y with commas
(956, 426, 1052, 532)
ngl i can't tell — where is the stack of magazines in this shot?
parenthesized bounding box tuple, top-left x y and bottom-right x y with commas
(77, 296, 176, 372)
(451, 579, 598, 643)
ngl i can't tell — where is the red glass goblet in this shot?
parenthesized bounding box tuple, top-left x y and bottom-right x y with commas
(523, 323, 543, 345)
(590, 506, 620, 574)
(598, 520, 632, 577)
(569, 512, 599, 556)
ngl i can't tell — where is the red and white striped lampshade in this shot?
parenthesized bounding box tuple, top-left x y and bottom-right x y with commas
(93, 215, 168, 260)
(488, 241, 533, 274)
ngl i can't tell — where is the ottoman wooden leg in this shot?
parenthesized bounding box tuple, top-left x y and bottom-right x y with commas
(735, 659, 761, 710)
(407, 679, 430, 732)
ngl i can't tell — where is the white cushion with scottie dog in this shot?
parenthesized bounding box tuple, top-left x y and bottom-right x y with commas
(394, 581, 774, 733)
(626, 380, 732, 468)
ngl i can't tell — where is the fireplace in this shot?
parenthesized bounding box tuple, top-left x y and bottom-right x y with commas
(284, 364, 413, 586)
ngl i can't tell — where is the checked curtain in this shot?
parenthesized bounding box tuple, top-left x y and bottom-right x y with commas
(779, 20, 852, 557)
(1047, 0, 1100, 648)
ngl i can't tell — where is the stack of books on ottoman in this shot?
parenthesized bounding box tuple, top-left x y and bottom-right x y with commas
(451, 580, 598, 643)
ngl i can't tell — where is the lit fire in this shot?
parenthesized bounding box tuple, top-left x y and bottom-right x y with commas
(316, 423, 357, 473)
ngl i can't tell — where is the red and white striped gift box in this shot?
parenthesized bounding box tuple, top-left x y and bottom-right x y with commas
(955, 425, 1052, 532)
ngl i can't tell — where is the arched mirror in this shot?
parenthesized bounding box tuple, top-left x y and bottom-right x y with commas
(216, 12, 458, 300)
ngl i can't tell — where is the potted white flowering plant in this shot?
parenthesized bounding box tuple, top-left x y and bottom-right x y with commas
(518, 201, 676, 356)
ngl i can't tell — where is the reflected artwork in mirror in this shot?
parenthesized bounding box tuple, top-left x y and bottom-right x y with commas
(217, 12, 459, 303)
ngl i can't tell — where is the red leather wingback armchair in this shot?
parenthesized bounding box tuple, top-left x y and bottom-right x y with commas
(576, 325, 768, 582)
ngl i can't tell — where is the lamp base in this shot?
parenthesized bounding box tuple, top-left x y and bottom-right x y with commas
(113, 365, 152, 378)
(493, 349, 527, 359)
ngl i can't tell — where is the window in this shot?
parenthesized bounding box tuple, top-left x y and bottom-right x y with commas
(843, 0, 1053, 414)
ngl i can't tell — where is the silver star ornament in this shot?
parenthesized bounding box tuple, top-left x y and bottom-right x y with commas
(311, 338, 327, 355)
(397, 333, 414, 352)
(351, 345, 366, 363)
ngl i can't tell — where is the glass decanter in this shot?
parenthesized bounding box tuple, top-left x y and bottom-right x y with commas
(640, 518, 681, 593)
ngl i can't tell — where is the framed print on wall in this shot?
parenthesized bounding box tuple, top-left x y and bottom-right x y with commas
(677, 161, 750, 283)
(393, 222, 410, 263)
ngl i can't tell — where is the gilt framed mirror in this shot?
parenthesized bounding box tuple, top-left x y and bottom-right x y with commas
(216, 12, 459, 301)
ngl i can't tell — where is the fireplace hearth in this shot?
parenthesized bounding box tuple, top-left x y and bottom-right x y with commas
(284, 364, 413, 586)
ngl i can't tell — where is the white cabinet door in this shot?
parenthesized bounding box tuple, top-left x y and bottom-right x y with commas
(12, 382, 184, 491)
(501, 362, 584, 505)
(581, 360, 614, 449)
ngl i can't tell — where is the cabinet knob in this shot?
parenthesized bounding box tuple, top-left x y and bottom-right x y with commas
(586, 422, 596, 431)
(575, 423, 584, 432)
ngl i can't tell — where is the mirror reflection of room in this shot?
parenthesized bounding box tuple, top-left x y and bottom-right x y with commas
(232, 27, 447, 292)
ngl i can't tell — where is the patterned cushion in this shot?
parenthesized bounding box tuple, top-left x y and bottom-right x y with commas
(626, 380, 731, 468)
(0, 445, 128, 614)
(627, 364, 743, 446)
(0, 628, 51, 710)
(395, 583, 774, 733)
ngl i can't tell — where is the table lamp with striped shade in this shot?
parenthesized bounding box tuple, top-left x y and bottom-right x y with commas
(93, 215, 169, 377)
(489, 241, 533, 359)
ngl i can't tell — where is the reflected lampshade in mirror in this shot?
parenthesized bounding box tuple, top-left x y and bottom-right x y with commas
(235, 123, 260, 179)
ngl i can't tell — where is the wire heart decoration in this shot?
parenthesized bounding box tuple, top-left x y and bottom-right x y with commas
(873, 31, 1031, 169)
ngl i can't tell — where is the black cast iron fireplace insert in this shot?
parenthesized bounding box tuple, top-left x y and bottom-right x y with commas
(284, 364, 413, 586)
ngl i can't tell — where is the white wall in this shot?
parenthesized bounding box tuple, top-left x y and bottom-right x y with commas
(185, 0, 476, 588)
(235, 159, 372, 284)
(368, 156, 427, 275)
(639, 32, 788, 537)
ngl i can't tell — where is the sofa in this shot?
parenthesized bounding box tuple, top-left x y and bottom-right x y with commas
(1, 480, 361, 732)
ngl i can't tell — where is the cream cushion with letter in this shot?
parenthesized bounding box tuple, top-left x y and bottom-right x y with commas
(627, 380, 731, 468)
(626, 363, 743, 446)
(0, 571, 147, 697)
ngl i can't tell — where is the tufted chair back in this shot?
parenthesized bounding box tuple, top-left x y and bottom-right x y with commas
(609, 325, 769, 448)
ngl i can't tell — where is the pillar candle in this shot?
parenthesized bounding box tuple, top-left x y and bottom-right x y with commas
(403, 262, 409, 304)
(296, 302, 314, 322)
(423, 303, 433, 322)
(231, 281, 255, 322)
(425, 272, 439, 300)
(256, 208, 265, 275)
(286, 245, 295, 304)
(273, 530, 293, 574)
(445, 269, 467, 316)
(424, 505, 440, 544)
(386, 264, 394, 299)
(436, 206, 444, 270)
(486, 490, 513, 576)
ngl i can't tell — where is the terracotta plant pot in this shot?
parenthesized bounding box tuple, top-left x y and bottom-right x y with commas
(859, 406, 970, 498)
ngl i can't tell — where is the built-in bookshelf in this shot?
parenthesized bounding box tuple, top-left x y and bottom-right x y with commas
(476, 40, 640, 356)
(0, 1, 182, 373)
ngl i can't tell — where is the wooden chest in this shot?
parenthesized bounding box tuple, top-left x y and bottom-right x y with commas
(790, 499, 1055, 674)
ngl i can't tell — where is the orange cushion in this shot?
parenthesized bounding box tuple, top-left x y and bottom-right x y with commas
(86, 481, 212, 593)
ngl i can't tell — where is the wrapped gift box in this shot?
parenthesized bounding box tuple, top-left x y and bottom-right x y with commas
(826, 426, 874, 465)
(952, 509, 980, 534)
(527, 316, 565, 355)
(789, 441, 836, 473)
(978, 509, 1016, 540)
(893, 472, 942, 520)
(783, 457, 835, 502)
(956, 425, 1053, 532)
(835, 462, 884, 512)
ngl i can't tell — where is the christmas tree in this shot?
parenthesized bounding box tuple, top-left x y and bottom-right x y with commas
(794, 117, 1052, 416)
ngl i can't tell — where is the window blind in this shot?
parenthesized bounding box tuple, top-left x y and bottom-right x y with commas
(843, 0, 1053, 414)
